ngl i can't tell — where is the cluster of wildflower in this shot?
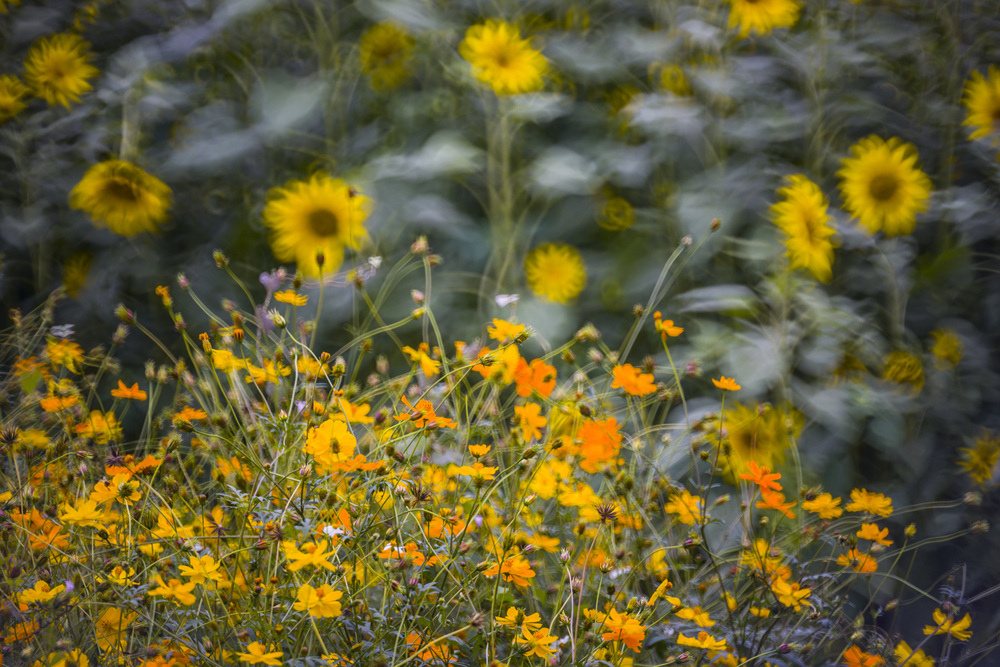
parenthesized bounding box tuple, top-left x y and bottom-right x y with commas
(1, 254, 993, 666)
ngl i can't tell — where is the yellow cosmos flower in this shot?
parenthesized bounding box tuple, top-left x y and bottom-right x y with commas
(0, 74, 30, 123)
(94, 607, 137, 653)
(962, 66, 1000, 144)
(726, 0, 802, 39)
(69, 160, 173, 236)
(923, 608, 973, 642)
(837, 136, 932, 237)
(360, 23, 415, 90)
(894, 640, 934, 667)
(263, 173, 371, 278)
(236, 642, 283, 666)
(460, 20, 547, 95)
(293, 583, 343, 618)
(677, 631, 727, 651)
(771, 175, 836, 282)
(23, 33, 99, 108)
(524, 243, 586, 303)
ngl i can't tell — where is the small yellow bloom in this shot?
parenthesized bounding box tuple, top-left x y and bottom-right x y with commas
(712, 376, 741, 391)
(274, 290, 308, 306)
(236, 641, 284, 666)
(923, 608, 972, 641)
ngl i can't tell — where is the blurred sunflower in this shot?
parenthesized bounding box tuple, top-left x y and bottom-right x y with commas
(359, 23, 415, 91)
(958, 431, 999, 487)
(460, 20, 547, 95)
(69, 160, 173, 236)
(598, 196, 634, 231)
(837, 136, 932, 237)
(882, 350, 924, 392)
(712, 402, 802, 482)
(770, 175, 836, 282)
(62, 252, 93, 298)
(726, 0, 802, 39)
(0, 0, 21, 13)
(23, 33, 99, 109)
(0, 75, 30, 123)
(524, 243, 586, 303)
(962, 66, 1000, 144)
(263, 173, 371, 279)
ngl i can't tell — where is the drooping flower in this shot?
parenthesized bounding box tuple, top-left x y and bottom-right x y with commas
(460, 20, 547, 95)
(359, 23, 415, 90)
(726, 0, 802, 39)
(524, 243, 586, 303)
(0, 74, 30, 123)
(770, 175, 836, 282)
(69, 160, 173, 236)
(23, 33, 99, 108)
(837, 136, 932, 237)
(923, 608, 973, 641)
(263, 173, 371, 278)
(962, 66, 1000, 145)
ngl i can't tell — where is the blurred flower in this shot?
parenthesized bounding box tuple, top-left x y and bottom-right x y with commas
(460, 20, 547, 95)
(837, 136, 932, 237)
(801, 492, 843, 519)
(962, 66, 1000, 144)
(524, 243, 586, 303)
(882, 350, 924, 392)
(664, 489, 703, 525)
(599, 196, 635, 231)
(929, 328, 963, 368)
(32, 650, 89, 667)
(893, 641, 934, 667)
(612, 363, 656, 396)
(677, 631, 727, 651)
(846, 489, 893, 517)
(712, 376, 741, 391)
(958, 430, 999, 487)
(263, 173, 371, 278)
(23, 33, 99, 108)
(111, 380, 147, 401)
(712, 402, 800, 482)
(75, 410, 122, 444)
(726, 0, 801, 39)
(652, 62, 691, 96)
(94, 607, 136, 653)
(69, 160, 173, 236)
(62, 252, 93, 298)
(274, 290, 307, 306)
(0, 74, 30, 123)
(360, 23, 415, 91)
(770, 175, 836, 283)
(842, 646, 883, 667)
(0, 0, 22, 14)
(837, 548, 877, 574)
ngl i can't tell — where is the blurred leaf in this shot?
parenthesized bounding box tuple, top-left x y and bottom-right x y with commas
(368, 132, 483, 181)
(505, 93, 572, 123)
(251, 74, 327, 137)
(528, 147, 599, 197)
(674, 285, 759, 314)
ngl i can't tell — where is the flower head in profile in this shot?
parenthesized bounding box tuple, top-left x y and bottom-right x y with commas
(23, 33, 99, 108)
(845, 488, 893, 517)
(524, 243, 586, 303)
(69, 160, 173, 236)
(771, 175, 836, 282)
(263, 173, 371, 278)
(712, 376, 741, 391)
(677, 631, 727, 651)
(360, 23, 416, 90)
(837, 136, 932, 237)
(962, 66, 1000, 145)
(726, 0, 802, 39)
(460, 20, 547, 95)
(0, 75, 30, 123)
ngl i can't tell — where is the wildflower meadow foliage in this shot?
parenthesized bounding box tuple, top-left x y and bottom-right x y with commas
(2, 0, 1000, 666)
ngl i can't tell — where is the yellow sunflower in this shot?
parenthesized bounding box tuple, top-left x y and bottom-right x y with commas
(0, 75, 30, 123)
(962, 66, 1000, 144)
(23, 33, 100, 109)
(69, 160, 173, 236)
(524, 243, 586, 303)
(837, 136, 932, 237)
(460, 20, 547, 95)
(360, 23, 416, 91)
(726, 0, 802, 39)
(770, 175, 836, 282)
(263, 173, 371, 278)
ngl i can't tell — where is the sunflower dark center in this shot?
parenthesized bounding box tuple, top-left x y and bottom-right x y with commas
(868, 174, 899, 202)
(104, 178, 140, 203)
(308, 208, 340, 237)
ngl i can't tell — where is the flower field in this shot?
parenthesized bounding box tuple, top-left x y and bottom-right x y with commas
(1, 1, 999, 666)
